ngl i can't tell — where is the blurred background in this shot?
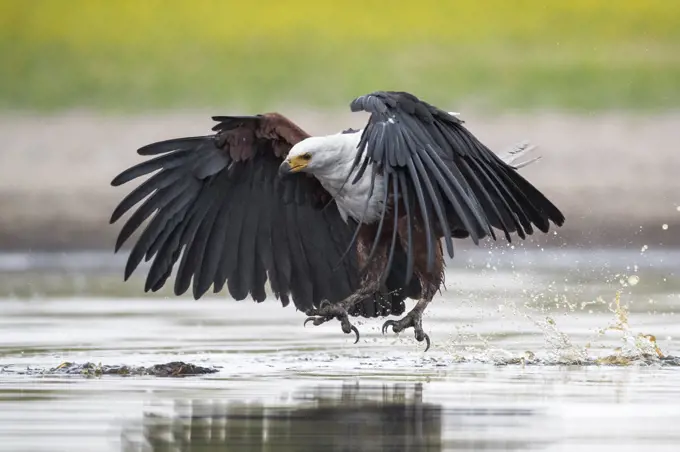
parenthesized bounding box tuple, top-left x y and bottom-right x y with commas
(0, 0, 679, 281)
(2, 5, 680, 450)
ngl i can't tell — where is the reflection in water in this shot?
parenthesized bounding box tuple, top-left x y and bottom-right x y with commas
(121, 383, 540, 452)
(122, 384, 441, 452)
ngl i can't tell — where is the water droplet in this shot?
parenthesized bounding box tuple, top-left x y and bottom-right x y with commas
(628, 275, 640, 286)
(662, 224, 669, 230)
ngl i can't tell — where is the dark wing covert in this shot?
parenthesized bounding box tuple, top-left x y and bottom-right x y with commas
(348, 91, 565, 284)
(109, 113, 359, 311)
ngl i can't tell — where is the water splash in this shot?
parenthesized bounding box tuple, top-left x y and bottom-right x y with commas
(446, 279, 673, 367)
(593, 289, 665, 365)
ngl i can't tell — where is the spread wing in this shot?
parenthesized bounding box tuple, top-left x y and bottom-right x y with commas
(348, 91, 565, 282)
(109, 113, 359, 311)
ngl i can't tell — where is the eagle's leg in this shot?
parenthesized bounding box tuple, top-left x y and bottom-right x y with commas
(381, 297, 434, 351)
(303, 279, 382, 344)
(303, 225, 390, 344)
(381, 223, 444, 352)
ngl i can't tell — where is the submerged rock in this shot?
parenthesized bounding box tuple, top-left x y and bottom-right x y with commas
(45, 361, 219, 377)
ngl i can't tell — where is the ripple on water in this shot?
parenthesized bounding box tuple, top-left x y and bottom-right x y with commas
(0, 248, 680, 451)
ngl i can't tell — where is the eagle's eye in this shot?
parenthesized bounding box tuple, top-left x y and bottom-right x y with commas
(301, 153, 312, 160)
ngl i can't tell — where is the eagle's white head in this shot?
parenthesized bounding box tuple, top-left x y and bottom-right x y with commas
(278, 132, 361, 177)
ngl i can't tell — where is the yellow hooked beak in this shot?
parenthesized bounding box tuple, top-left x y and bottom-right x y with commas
(279, 153, 311, 176)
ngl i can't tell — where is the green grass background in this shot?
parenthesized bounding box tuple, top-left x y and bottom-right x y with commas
(1, 0, 679, 112)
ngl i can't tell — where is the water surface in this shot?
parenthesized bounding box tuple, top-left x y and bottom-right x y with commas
(1, 248, 679, 451)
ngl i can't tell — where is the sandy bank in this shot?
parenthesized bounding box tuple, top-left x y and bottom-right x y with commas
(1, 109, 678, 250)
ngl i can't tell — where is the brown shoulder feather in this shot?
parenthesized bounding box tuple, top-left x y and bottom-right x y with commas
(211, 113, 311, 161)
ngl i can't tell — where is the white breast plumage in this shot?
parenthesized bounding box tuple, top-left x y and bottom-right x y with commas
(326, 168, 386, 224)
(309, 132, 386, 224)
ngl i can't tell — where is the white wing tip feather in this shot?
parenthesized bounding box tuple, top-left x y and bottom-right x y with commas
(497, 140, 542, 169)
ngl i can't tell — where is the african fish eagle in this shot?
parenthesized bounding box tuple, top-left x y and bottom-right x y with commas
(109, 91, 565, 351)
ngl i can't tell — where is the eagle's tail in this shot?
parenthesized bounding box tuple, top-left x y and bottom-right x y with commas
(497, 140, 542, 169)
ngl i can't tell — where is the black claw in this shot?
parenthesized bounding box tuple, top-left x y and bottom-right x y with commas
(381, 320, 396, 335)
(303, 301, 361, 345)
(422, 333, 431, 352)
(304, 316, 330, 327)
(350, 325, 360, 344)
(380, 313, 432, 352)
(340, 316, 360, 343)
